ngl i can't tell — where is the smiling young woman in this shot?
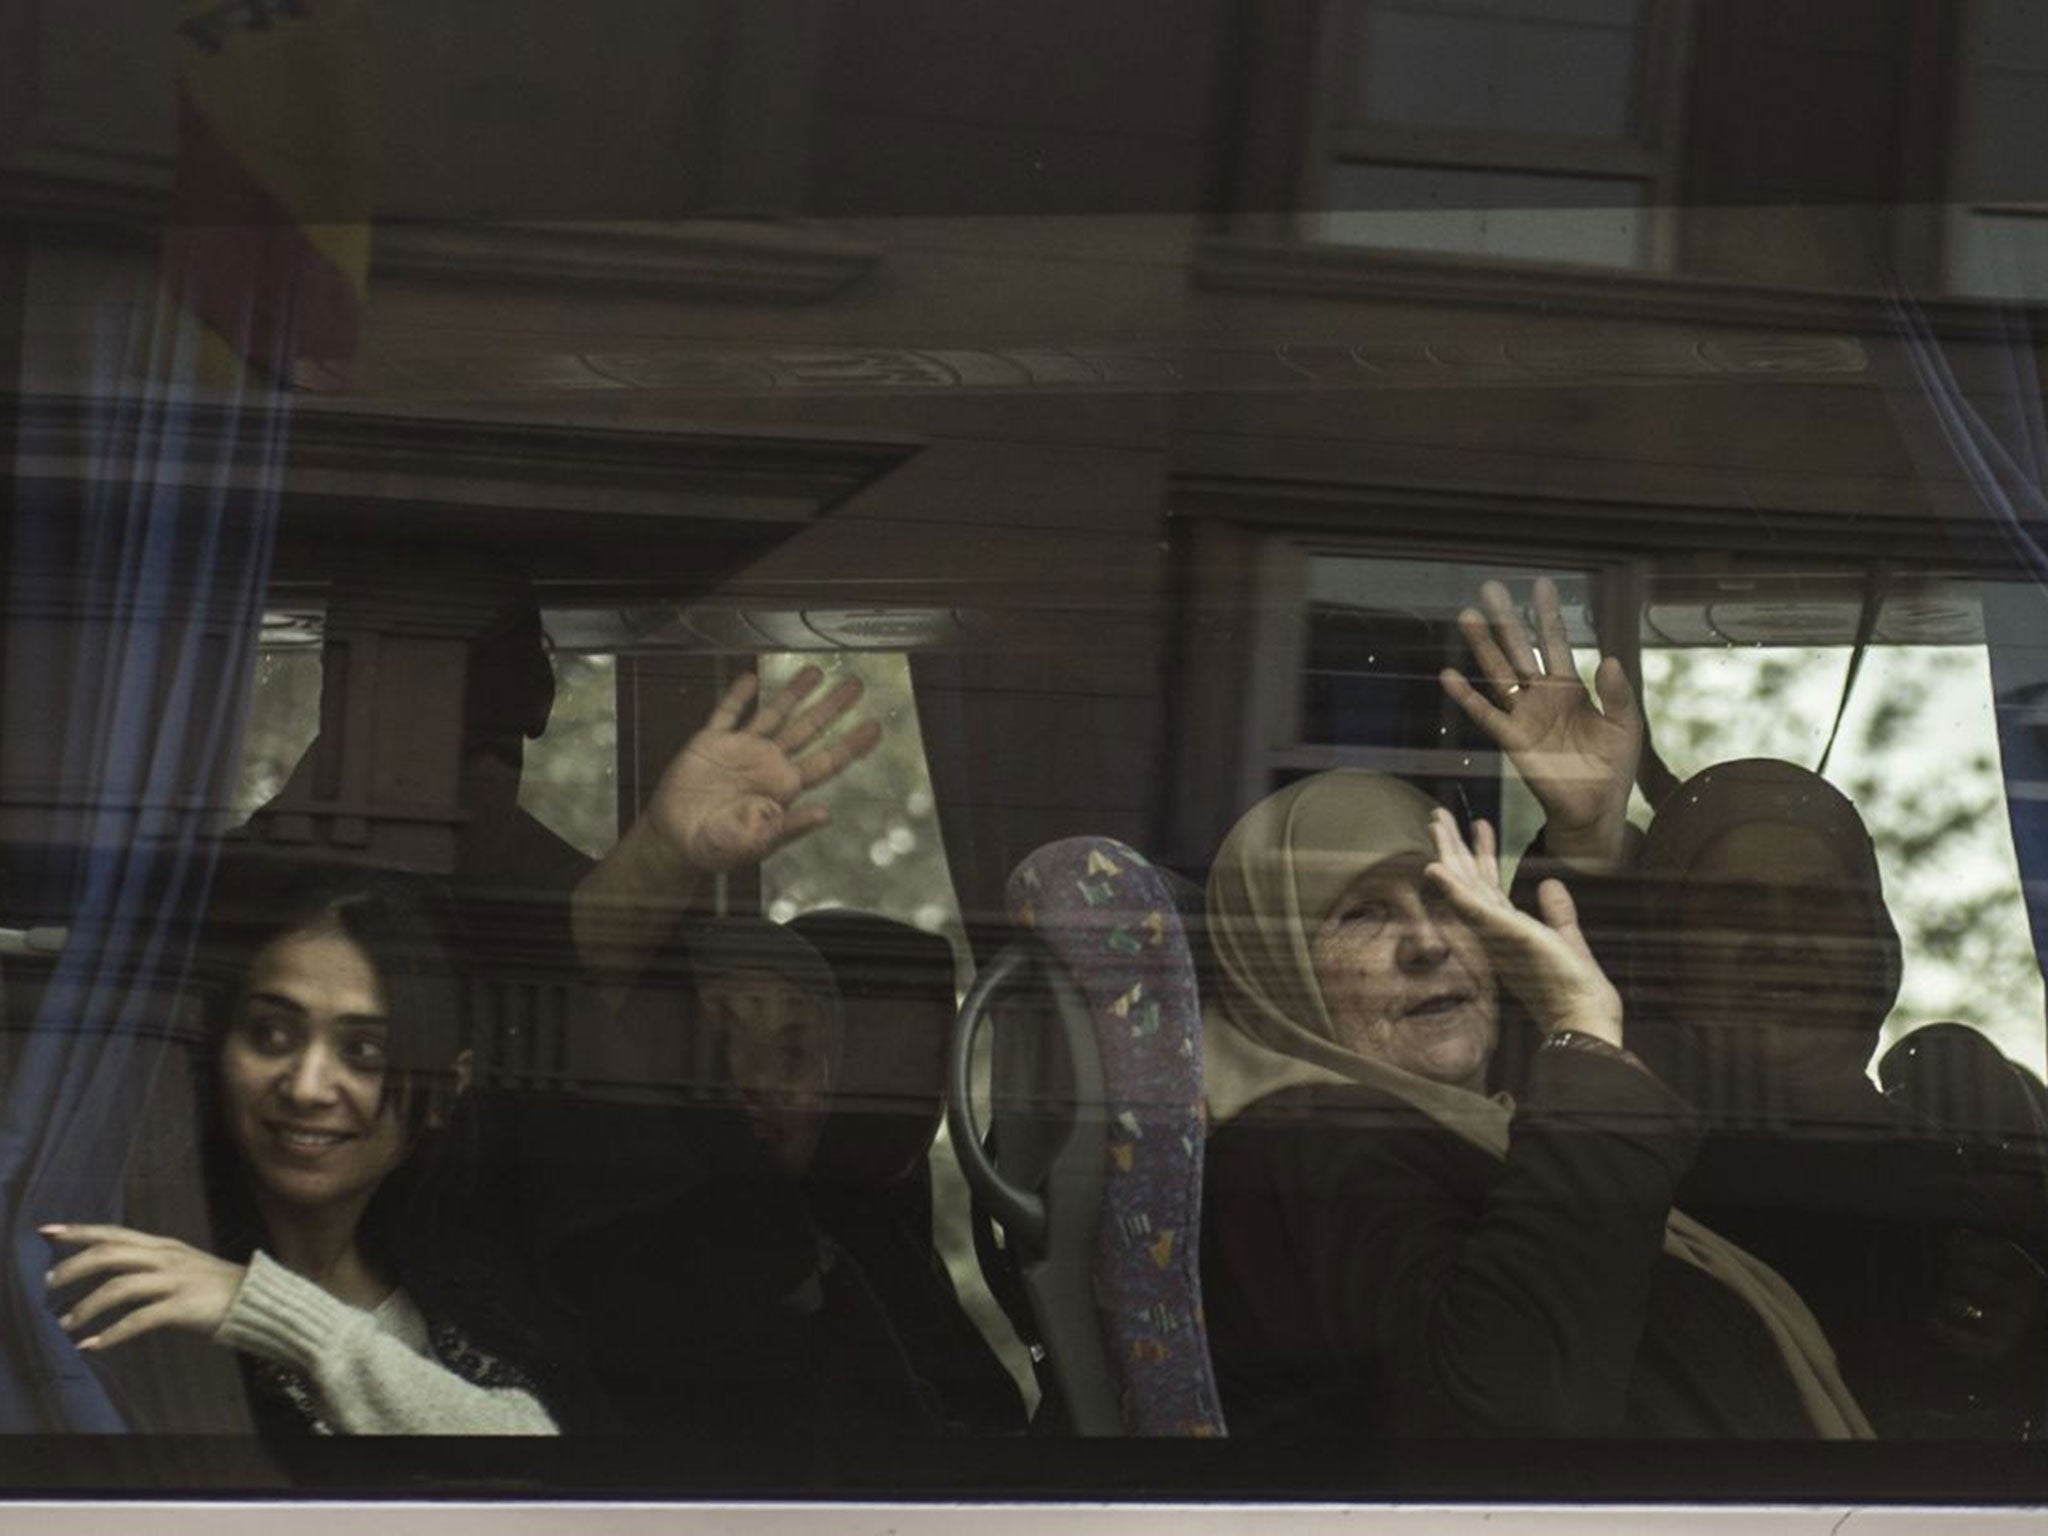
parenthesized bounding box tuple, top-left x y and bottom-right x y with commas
(41, 869, 597, 1435)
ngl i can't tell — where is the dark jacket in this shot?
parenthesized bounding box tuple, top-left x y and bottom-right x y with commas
(1200, 1048, 1815, 1440)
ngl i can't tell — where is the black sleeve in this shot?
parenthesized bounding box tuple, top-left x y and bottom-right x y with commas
(1283, 1053, 1699, 1436)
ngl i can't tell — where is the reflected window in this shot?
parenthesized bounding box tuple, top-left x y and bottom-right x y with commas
(230, 611, 324, 826)
(516, 647, 618, 862)
(1309, 164, 1646, 267)
(1312, 0, 1681, 268)
(1954, 0, 2048, 298)
(231, 607, 618, 860)
(757, 652, 966, 971)
(1353, 0, 1645, 139)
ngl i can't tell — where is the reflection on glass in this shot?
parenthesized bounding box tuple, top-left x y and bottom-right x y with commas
(1311, 164, 1646, 266)
(1642, 642, 2047, 1077)
(1355, 0, 1644, 139)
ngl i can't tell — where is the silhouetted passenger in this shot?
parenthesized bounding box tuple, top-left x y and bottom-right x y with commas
(700, 910, 1026, 1432)
(1198, 771, 1867, 1441)
(1632, 761, 2048, 1436)
(43, 869, 595, 1434)
(1635, 759, 1902, 1115)
(530, 666, 960, 1446)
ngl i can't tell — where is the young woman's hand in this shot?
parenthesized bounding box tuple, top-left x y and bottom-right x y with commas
(41, 1224, 246, 1351)
(1423, 809, 1624, 1047)
(646, 666, 882, 875)
(1439, 578, 1641, 871)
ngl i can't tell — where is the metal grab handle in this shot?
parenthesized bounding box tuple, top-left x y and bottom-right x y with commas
(946, 941, 1048, 1248)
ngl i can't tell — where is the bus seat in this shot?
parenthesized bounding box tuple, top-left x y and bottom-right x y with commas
(947, 836, 1225, 1437)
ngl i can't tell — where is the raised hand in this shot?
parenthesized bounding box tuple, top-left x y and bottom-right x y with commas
(572, 662, 884, 987)
(42, 1223, 245, 1351)
(1440, 578, 1640, 869)
(1423, 809, 1623, 1047)
(646, 664, 882, 874)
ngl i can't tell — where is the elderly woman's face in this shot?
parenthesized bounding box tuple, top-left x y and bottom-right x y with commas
(1310, 855, 1499, 1091)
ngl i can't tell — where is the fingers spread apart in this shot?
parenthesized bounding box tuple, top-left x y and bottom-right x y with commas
(1424, 809, 1503, 906)
(1529, 576, 1575, 678)
(702, 667, 877, 793)
(743, 664, 824, 740)
(797, 717, 882, 789)
(704, 671, 762, 734)
(1479, 581, 1542, 683)
(1455, 606, 1525, 702)
(776, 675, 863, 755)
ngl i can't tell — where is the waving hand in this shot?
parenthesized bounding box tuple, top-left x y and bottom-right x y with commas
(1423, 811, 1624, 1047)
(572, 663, 883, 987)
(1440, 578, 1641, 869)
(646, 665, 882, 873)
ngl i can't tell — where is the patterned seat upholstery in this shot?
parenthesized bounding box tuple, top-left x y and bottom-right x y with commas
(948, 836, 1225, 1437)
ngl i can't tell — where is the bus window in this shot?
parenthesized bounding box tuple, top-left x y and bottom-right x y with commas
(758, 652, 966, 971)
(515, 644, 618, 864)
(229, 611, 324, 828)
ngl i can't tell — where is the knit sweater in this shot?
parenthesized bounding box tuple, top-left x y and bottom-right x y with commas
(213, 1250, 559, 1435)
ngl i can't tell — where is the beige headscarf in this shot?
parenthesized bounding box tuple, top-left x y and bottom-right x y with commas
(1201, 770, 1872, 1440)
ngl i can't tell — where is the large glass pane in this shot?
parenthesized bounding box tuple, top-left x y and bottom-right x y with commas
(15, 0, 2048, 1509)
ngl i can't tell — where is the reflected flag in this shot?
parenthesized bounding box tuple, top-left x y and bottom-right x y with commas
(164, 0, 377, 388)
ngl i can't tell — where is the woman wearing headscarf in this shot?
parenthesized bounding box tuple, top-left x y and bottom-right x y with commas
(1199, 770, 1869, 1441)
(1629, 760, 2048, 1437)
(1440, 579, 2048, 1436)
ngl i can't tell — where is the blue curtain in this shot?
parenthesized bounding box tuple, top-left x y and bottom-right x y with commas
(0, 313, 285, 1430)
